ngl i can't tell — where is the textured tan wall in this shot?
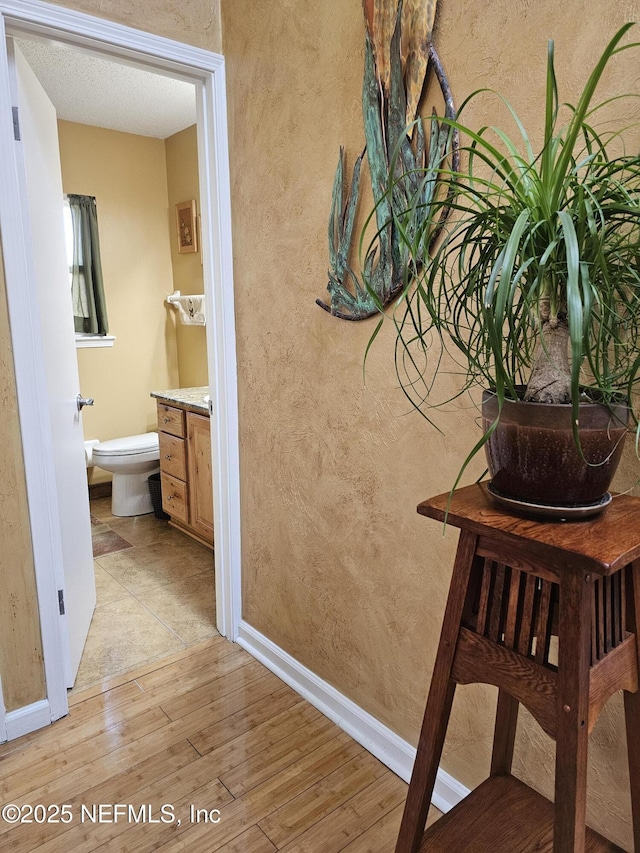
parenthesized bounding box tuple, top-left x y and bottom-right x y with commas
(51, 0, 221, 52)
(222, 0, 640, 848)
(0, 248, 45, 712)
(58, 121, 180, 475)
(165, 124, 208, 388)
(222, 0, 478, 755)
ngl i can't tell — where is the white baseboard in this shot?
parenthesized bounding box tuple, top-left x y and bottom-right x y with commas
(4, 699, 51, 742)
(0, 676, 6, 742)
(237, 621, 469, 814)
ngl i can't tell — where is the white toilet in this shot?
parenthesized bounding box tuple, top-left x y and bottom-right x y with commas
(91, 432, 160, 516)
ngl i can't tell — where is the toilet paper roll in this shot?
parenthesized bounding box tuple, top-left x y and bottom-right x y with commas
(84, 439, 100, 467)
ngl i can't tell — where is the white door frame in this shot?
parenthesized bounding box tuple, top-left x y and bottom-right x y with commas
(0, 0, 242, 728)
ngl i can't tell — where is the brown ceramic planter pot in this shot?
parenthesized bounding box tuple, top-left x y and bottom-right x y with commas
(482, 389, 629, 508)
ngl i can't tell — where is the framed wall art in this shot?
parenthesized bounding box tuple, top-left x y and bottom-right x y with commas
(176, 199, 198, 254)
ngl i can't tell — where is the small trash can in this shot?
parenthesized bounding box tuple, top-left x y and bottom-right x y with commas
(148, 472, 170, 520)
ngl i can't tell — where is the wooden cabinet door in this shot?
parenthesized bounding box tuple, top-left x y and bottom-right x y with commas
(187, 413, 214, 544)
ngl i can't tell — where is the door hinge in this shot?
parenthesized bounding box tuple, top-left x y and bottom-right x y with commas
(12, 106, 20, 141)
(58, 589, 65, 616)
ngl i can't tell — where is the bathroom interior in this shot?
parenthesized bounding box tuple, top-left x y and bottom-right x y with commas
(17, 39, 218, 692)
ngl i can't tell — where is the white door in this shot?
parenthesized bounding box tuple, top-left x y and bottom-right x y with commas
(8, 38, 96, 686)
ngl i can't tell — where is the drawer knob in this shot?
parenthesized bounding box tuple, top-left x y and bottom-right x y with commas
(165, 454, 172, 459)
(163, 417, 169, 424)
(166, 495, 173, 501)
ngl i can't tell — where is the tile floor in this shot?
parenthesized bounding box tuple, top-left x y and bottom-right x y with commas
(71, 496, 217, 694)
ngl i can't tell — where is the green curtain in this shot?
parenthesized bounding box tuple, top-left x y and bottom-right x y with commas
(68, 194, 108, 335)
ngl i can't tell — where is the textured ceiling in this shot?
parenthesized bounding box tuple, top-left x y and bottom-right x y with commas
(16, 39, 197, 139)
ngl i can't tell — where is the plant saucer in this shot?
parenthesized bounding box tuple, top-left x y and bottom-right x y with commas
(486, 482, 612, 522)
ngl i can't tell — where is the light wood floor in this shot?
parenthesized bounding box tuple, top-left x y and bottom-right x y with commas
(0, 636, 440, 852)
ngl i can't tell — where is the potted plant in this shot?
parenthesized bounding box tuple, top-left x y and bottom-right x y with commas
(365, 22, 640, 517)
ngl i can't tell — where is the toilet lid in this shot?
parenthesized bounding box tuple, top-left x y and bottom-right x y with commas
(92, 432, 159, 458)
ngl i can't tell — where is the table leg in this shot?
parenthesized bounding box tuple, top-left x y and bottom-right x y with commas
(553, 569, 592, 853)
(490, 690, 519, 777)
(395, 529, 479, 853)
(624, 561, 640, 852)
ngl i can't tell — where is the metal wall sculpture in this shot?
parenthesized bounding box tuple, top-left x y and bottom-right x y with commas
(316, 0, 458, 320)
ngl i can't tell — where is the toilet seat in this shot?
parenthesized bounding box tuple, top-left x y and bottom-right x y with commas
(92, 432, 159, 461)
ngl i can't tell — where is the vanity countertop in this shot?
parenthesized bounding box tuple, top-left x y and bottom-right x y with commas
(151, 386, 210, 414)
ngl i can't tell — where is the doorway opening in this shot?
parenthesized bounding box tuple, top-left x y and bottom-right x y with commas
(0, 0, 241, 736)
(16, 36, 217, 692)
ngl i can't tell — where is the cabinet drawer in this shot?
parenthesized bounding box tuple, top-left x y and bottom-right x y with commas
(160, 473, 188, 524)
(157, 402, 185, 437)
(159, 432, 187, 481)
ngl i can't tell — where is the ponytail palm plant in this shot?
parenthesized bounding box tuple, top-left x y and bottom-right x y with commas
(369, 23, 640, 489)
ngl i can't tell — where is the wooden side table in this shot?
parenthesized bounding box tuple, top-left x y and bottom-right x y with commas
(396, 483, 640, 853)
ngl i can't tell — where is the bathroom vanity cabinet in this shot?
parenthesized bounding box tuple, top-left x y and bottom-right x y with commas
(153, 388, 214, 549)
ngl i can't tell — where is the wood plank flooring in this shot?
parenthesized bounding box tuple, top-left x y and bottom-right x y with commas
(0, 636, 441, 851)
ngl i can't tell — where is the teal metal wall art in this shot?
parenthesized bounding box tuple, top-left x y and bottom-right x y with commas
(317, 0, 458, 320)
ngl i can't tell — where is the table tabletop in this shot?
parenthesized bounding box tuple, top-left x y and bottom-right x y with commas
(419, 482, 640, 576)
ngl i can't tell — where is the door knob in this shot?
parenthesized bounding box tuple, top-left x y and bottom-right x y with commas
(77, 394, 95, 411)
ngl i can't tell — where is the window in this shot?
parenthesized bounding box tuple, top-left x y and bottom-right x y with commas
(63, 194, 109, 339)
